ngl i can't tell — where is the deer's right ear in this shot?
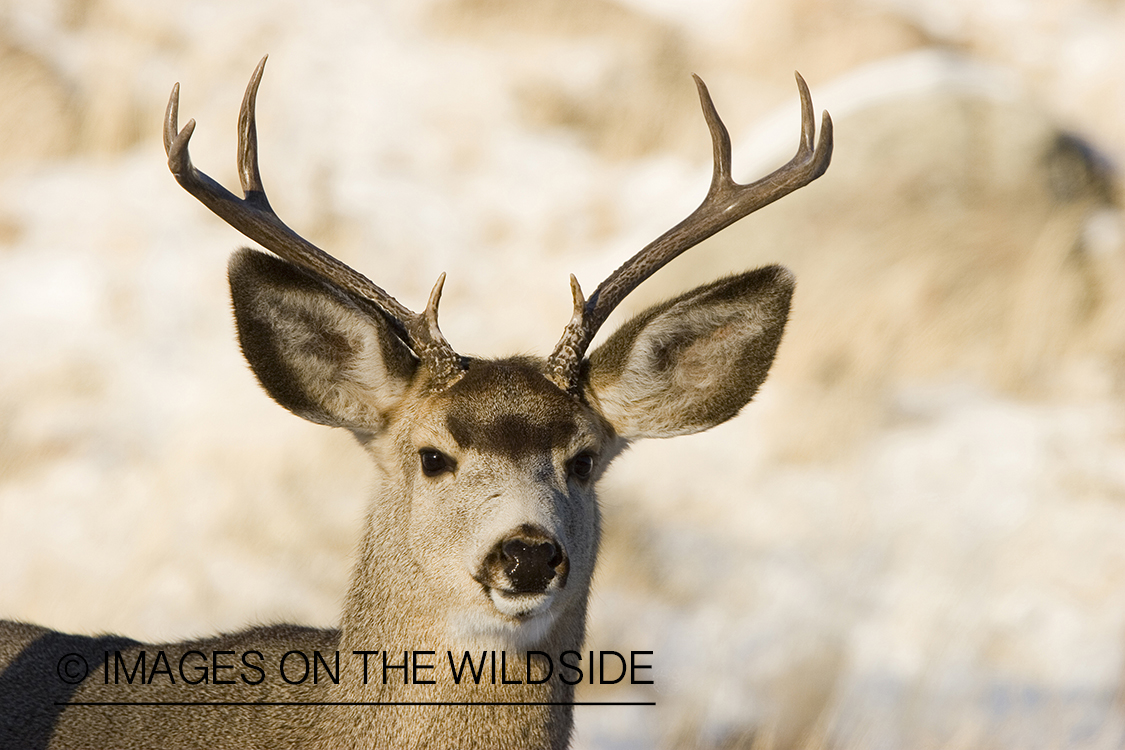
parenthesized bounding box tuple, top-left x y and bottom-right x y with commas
(228, 248, 419, 431)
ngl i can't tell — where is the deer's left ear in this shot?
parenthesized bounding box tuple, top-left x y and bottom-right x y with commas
(583, 265, 793, 440)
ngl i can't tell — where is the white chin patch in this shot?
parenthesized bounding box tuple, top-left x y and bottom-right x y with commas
(449, 592, 560, 650)
(488, 589, 553, 619)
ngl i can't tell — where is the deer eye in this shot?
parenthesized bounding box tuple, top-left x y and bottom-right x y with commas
(569, 453, 595, 481)
(419, 449, 454, 477)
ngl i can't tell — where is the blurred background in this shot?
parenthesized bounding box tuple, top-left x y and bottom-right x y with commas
(1, 0, 1124, 747)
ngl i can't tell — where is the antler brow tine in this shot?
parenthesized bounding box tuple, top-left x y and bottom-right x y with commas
(164, 56, 464, 385)
(546, 71, 833, 390)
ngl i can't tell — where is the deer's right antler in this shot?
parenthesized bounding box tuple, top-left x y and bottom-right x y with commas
(163, 56, 464, 386)
(546, 73, 833, 391)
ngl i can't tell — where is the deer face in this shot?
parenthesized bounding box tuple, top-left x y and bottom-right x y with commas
(389, 359, 613, 646)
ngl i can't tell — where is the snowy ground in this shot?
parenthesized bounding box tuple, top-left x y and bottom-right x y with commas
(1, 0, 1124, 747)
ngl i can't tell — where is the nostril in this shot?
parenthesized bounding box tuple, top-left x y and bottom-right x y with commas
(501, 539, 529, 562)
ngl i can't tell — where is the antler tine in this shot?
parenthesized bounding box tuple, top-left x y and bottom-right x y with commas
(546, 72, 832, 390)
(165, 56, 463, 384)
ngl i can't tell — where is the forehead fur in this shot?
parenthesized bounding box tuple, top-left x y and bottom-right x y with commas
(440, 357, 581, 460)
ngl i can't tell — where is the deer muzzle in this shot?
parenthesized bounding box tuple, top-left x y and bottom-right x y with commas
(476, 524, 570, 618)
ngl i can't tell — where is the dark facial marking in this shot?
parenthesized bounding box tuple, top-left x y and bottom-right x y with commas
(443, 359, 579, 462)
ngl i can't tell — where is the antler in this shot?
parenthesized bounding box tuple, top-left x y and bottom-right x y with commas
(546, 72, 833, 390)
(164, 56, 463, 386)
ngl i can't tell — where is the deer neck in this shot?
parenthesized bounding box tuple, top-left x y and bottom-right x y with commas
(322, 474, 584, 749)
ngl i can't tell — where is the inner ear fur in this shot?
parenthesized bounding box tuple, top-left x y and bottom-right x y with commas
(584, 265, 794, 440)
(228, 248, 418, 431)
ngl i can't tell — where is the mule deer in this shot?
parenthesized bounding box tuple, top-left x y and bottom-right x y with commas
(0, 57, 831, 749)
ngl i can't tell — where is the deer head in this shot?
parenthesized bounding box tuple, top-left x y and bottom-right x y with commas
(163, 55, 830, 680)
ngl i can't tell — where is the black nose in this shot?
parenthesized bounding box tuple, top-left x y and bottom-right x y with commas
(486, 525, 568, 594)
